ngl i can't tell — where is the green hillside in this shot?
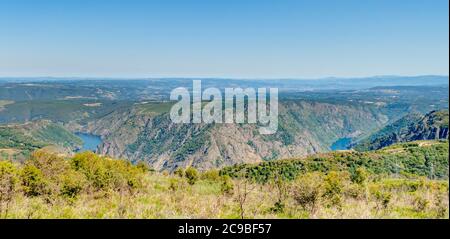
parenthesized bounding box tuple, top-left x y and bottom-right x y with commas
(221, 140, 449, 182)
(354, 110, 449, 151)
(0, 121, 82, 161)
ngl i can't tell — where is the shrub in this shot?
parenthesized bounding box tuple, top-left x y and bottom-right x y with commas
(136, 161, 153, 173)
(70, 151, 144, 193)
(169, 177, 182, 191)
(60, 170, 87, 199)
(22, 150, 86, 200)
(24, 150, 72, 199)
(270, 201, 285, 213)
(0, 160, 19, 216)
(344, 184, 366, 200)
(201, 169, 220, 181)
(28, 150, 70, 180)
(71, 152, 105, 189)
(323, 171, 347, 208)
(185, 167, 199, 185)
(324, 171, 346, 196)
(21, 164, 48, 197)
(412, 194, 429, 212)
(173, 167, 184, 178)
(351, 167, 368, 185)
(371, 187, 391, 210)
(291, 172, 323, 214)
(433, 192, 448, 218)
(220, 175, 234, 195)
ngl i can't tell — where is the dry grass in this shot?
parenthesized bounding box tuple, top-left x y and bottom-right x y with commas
(2, 172, 448, 219)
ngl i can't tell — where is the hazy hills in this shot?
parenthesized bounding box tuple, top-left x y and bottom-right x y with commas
(1, 75, 448, 101)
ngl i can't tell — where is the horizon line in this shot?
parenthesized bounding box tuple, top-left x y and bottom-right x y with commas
(0, 74, 448, 81)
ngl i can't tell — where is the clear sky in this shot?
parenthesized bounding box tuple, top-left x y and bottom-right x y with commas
(0, 0, 448, 78)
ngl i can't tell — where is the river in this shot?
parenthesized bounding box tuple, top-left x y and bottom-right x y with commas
(330, 138, 352, 151)
(75, 133, 102, 152)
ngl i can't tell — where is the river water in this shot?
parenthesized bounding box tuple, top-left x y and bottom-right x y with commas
(75, 133, 102, 152)
(330, 138, 352, 151)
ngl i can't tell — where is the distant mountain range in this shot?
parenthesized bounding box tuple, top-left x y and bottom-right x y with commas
(0, 75, 448, 101)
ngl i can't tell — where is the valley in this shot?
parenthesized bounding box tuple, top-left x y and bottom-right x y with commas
(1, 0, 448, 221)
(0, 77, 448, 171)
(0, 76, 448, 219)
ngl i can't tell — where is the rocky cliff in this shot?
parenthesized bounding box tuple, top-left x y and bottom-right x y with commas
(85, 100, 389, 171)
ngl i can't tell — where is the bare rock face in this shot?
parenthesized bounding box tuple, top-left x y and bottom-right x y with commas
(89, 101, 388, 171)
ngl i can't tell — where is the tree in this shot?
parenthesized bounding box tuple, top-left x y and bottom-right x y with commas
(234, 169, 257, 219)
(269, 169, 288, 213)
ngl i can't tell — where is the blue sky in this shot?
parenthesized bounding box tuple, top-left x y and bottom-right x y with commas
(0, 0, 448, 78)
